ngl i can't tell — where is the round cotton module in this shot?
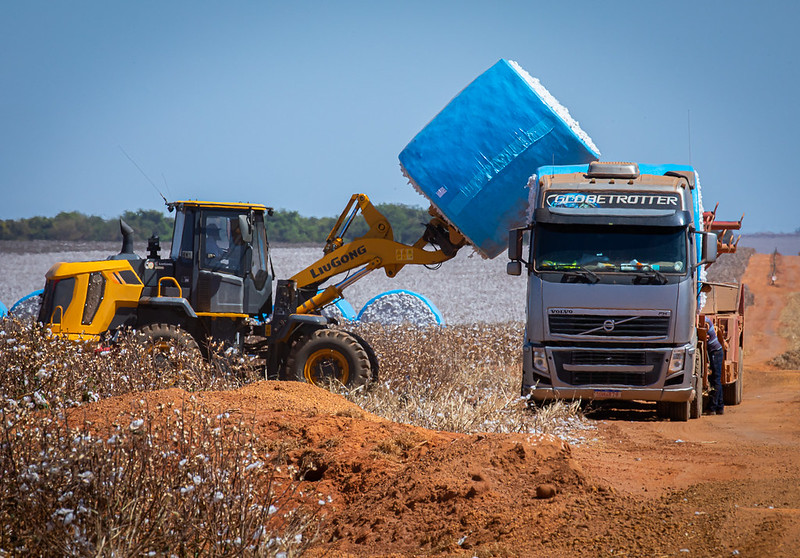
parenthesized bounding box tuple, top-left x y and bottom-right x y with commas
(356, 290, 444, 327)
(320, 298, 357, 322)
(399, 58, 600, 259)
(10, 289, 43, 320)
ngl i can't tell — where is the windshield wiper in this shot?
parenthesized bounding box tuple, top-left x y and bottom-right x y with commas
(560, 265, 600, 284)
(630, 265, 668, 285)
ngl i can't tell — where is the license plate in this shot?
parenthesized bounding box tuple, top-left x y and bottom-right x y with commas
(593, 389, 622, 399)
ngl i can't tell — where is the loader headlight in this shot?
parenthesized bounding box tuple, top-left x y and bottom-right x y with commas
(532, 348, 548, 373)
(668, 348, 686, 373)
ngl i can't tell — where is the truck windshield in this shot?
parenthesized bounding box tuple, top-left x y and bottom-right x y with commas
(533, 224, 688, 275)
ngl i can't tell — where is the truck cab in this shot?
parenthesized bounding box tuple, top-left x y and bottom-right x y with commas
(509, 161, 719, 419)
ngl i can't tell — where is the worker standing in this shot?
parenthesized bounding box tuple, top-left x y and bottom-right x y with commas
(705, 317, 726, 415)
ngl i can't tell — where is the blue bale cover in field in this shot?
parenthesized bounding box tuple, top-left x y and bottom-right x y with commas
(400, 59, 600, 258)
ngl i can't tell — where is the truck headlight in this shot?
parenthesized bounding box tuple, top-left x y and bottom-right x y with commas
(532, 348, 548, 373)
(668, 349, 686, 373)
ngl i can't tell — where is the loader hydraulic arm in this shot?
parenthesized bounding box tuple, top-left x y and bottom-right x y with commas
(290, 193, 466, 314)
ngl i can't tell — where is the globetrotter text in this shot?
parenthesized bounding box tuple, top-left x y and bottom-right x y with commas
(545, 192, 680, 209)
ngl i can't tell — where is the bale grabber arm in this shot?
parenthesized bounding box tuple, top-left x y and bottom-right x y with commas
(290, 193, 466, 314)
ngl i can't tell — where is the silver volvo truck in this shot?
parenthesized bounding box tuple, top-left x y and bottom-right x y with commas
(507, 161, 726, 421)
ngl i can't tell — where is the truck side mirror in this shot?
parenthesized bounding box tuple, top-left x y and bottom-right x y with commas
(507, 261, 522, 276)
(700, 232, 718, 266)
(508, 229, 524, 261)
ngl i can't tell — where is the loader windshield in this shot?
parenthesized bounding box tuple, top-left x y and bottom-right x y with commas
(533, 224, 688, 275)
(201, 212, 247, 275)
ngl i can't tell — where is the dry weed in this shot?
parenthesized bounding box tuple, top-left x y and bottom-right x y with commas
(337, 323, 588, 438)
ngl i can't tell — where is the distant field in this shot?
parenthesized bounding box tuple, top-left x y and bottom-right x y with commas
(0, 241, 525, 324)
(0, 236, 760, 322)
(738, 233, 800, 255)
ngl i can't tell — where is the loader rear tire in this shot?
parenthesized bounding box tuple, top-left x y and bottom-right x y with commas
(287, 329, 371, 389)
(139, 323, 201, 373)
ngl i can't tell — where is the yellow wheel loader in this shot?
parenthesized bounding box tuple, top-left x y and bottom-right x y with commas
(38, 195, 465, 387)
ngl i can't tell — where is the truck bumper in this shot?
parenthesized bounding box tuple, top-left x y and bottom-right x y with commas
(526, 385, 694, 403)
(523, 342, 696, 403)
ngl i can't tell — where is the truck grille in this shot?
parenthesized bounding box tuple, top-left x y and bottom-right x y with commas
(552, 349, 666, 387)
(548, 314, 670, 338)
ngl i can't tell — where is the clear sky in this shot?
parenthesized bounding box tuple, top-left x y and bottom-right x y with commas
(1, 0, 798, 233)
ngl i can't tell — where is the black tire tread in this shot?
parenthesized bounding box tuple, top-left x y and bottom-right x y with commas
(286, 329, 371, 388)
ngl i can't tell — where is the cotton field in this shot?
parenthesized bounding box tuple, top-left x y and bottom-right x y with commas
(0, 241, 527, 324)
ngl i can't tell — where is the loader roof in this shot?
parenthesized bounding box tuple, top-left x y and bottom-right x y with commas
(168, 200, 269, 212)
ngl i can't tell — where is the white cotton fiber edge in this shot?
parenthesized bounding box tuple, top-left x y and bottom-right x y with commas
(695, 170, 707, 310)
(507, 60, 600, 157)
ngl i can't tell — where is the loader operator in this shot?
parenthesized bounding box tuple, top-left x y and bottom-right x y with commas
(203, 220, 245, 275)
(705, 316, 726, 415)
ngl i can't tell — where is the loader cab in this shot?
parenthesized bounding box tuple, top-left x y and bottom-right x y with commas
(168, 201, 273, 317)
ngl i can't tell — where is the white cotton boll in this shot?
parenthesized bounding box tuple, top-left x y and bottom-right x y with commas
(244, 460, 263, 472)
(213, 491, 224, 502)
(78, 471, 94, 484)
(129, 419, 144, 431)
(268, 504, 278, 515)
(33, 391, 47, 407)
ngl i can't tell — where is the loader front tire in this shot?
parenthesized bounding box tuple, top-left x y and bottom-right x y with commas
(138, 323, 201, 373)
(288, 329, 371, 389)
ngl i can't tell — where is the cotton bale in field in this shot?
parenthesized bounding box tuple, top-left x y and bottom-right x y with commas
(356, 290, 444, 327)
(10, 289, 43, 320)
(400, 58, 599, 259)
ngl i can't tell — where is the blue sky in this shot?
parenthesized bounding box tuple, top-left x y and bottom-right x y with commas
(1, 0, 798, 233)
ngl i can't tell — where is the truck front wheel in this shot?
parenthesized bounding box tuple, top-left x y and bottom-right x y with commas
(287, 329, 371, 389)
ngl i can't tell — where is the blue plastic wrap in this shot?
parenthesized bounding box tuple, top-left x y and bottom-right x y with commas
(333, 298, 356, 321)
(0, 300, 6, 319)
(400, 59, 600, 258)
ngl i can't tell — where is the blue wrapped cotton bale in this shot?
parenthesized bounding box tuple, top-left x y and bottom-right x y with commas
(357, 289, 444, 326)
(400, 59, 600, 258)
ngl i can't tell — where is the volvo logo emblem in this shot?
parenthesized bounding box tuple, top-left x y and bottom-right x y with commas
(603, 319, 615, 332)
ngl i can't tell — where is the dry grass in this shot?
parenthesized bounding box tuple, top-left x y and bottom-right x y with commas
(335, 323, 586, 438)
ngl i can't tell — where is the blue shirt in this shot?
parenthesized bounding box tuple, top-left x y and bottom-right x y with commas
(705, 317, 724, 353)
